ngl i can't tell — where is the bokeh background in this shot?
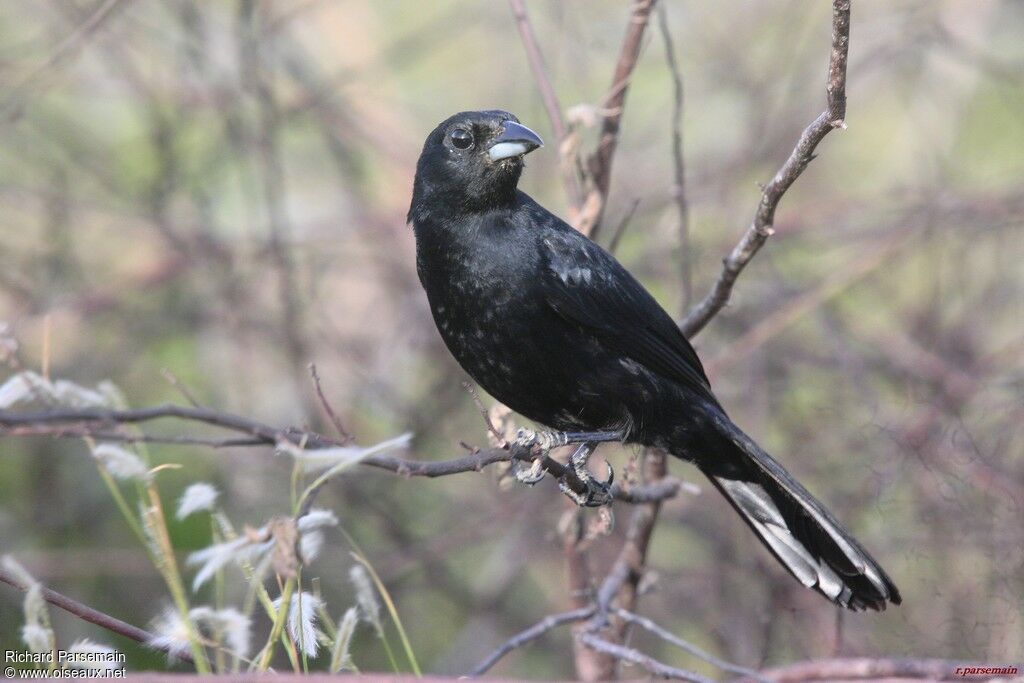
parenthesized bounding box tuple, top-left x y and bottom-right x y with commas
(1, 0, 1022, 678)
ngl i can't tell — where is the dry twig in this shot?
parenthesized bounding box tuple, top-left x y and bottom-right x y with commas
(0, 564, 193, 664)
(467, 607, 595, 677)
(681, 0, 852, 338)
(578, 0, 659, 237)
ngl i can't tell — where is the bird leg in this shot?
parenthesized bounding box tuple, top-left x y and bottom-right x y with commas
(558, 442, 615, 508)
(513, 427, 622, 451)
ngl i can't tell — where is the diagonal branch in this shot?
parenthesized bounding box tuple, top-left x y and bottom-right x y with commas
(656, 3, 693, 311)
(614, 608, 769, 682)
(0, 0, 130, 119)
(579, 0, 658, 238)
(680, 0, 852, 338)
(467, 606, 595, 677)
(507, 0, 583, 210)
(0, 565, 193, 663)
(577, 631, 715, 683)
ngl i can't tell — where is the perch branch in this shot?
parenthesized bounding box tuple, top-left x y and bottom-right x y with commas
(0, 406, 681, 505)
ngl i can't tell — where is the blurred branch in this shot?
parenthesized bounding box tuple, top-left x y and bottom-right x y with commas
(507, 0, 583, 210)
(238, 0, 313, 412)
(579, 0, 658, 238)
(0, 564, 193, 664)
(613, 608, 768, 682)
(656, 4, 693, 311)
(467, 606, 595, 677)
(0, 0, 130, 119)
(577, 631, 714, 683)
(680, 0, 852, 338)
(309, 363, 353, 443)
(705, 232, 913, 376)
(606, 199, 641, 255)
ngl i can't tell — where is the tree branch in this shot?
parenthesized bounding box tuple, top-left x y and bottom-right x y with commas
(0, 565, 193, 664)
(680, 0, 852, 338)
(507, 0, 583, 210)
(614, 608, 768, 682)
(0, 406, 681, 505)
(579, 0, 658, 238)
(467, 606, 595, 677)
(656, 3, 692, 311)
(577, 631, 714, 683)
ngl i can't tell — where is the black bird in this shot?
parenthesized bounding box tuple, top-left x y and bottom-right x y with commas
(409, 110, 901, 611)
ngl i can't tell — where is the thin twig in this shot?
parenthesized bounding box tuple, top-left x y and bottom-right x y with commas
(614, 608, 770, 682)
(160, 368, 204, 409)
(0, 565, 194, 664)
(704, 232, 912, 376)
(238, 1, 313, 414)
(656, 3, 692, 311)
(1, 0, 130, 118)
(578, 631, 715, 683)
(607, 199, 641, 255)
(308, 363, 353, 443)
(461, 381, 506, 447)
(507, 0, 583, 210)
(680, 0, 852, 338)
(467, 607, 595, 677)
(579, 0, 659, 238)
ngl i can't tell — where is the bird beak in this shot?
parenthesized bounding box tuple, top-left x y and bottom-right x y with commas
(487, 121, 544, 161)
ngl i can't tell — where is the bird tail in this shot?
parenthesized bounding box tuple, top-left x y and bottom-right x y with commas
(694, 410, 901, 611)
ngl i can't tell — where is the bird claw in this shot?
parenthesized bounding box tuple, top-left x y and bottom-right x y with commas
(558, 463, 614, 507)
(514, 458, 546, 485)
(560, 443, 614, 508)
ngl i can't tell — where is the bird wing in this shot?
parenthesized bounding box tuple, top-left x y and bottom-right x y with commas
(539, 228, 718, 406)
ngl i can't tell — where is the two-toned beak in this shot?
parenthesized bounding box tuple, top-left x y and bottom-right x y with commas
(487, 121, 544, 161)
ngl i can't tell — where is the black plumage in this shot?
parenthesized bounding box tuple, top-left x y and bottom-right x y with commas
(409, 110, 901, 611)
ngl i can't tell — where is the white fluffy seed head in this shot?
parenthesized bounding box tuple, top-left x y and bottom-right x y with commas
(147, 607, 192, 662)
(349, 565, 382, 635)
(22, 624, 54, 653)
(176, 483, 219, 520)
(91, 444, 150, 482)
(330, 607, 359, 673)
(272, 592, 323, 658)
(189, 607, 251, 660)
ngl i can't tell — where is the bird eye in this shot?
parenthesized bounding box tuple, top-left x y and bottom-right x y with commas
(450, 128, 473, 149)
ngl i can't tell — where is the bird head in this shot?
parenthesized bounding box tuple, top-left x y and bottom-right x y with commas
(408, 110, 543, 221)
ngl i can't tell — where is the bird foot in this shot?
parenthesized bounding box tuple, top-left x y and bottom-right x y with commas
(513, 458, 546, 485)
(559, 443, 615, 508)
(558, 465, 614, 507)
